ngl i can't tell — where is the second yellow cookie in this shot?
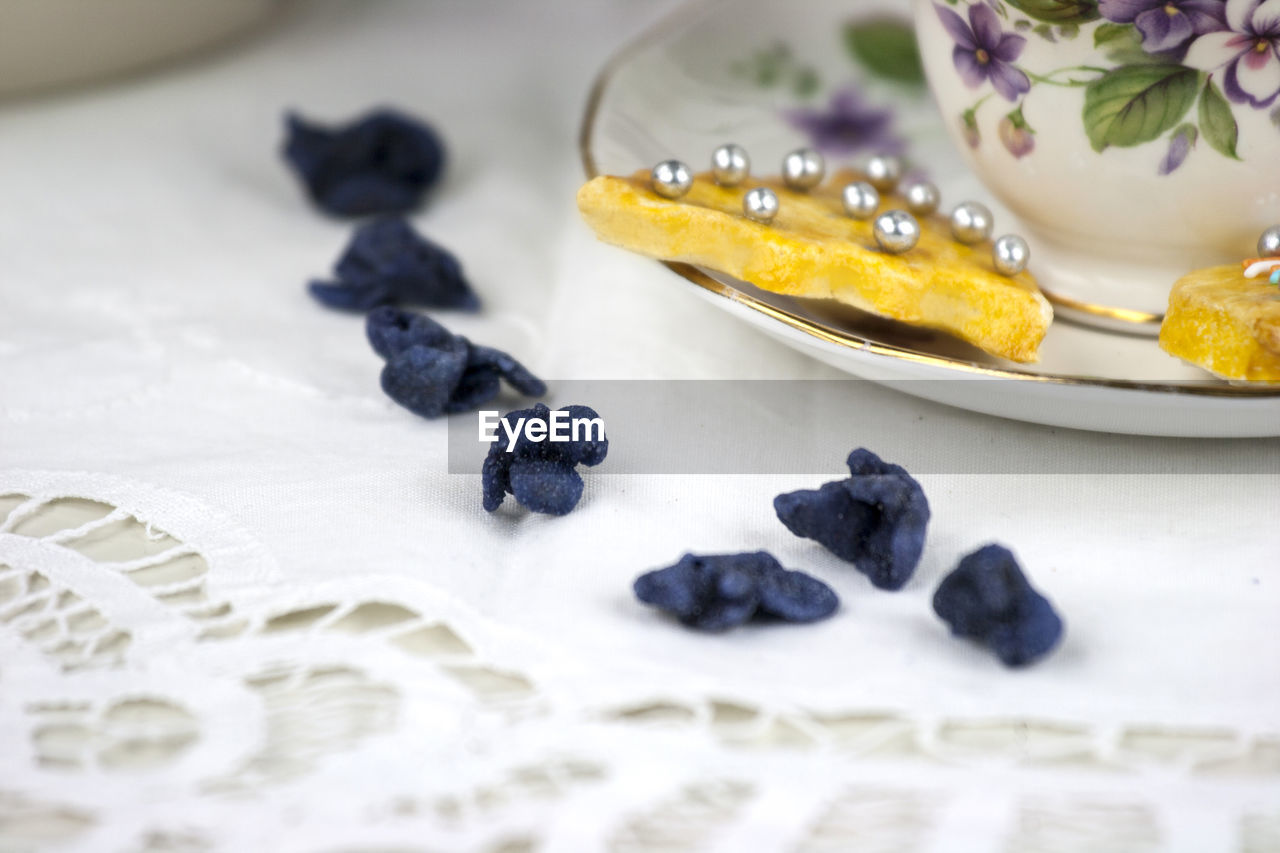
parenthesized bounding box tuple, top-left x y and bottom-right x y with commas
(1159, 264, 1280, 382)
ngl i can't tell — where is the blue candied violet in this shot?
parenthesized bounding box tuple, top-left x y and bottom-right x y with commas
(283, 108, 445, 217)
(366, 304, 454, 358)
(552, 404, 609, 466)
(932, 544, 1064, 667)
(466, 344, 545, 397)
(379, 339, 470, 418)
(366, 307, 545, 419)
(773, 448, 930, 591)
(508, 458, 585, 516)
(481, 403, 609, 515)
(309, 218, 479, 312)
(633, 551, 839, 632)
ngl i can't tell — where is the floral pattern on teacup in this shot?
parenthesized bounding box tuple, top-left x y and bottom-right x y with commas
(1098, 0, 1224, 55)
(934, 0, 1280, 173)
(785, 89, 908, 155)
(728, 20, 921, 160)
(1184, 0, 1280, 108)
(936, 3, 1033, 99)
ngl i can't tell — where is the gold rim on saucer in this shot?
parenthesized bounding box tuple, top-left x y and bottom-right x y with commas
(1037, 285, 1164, 335)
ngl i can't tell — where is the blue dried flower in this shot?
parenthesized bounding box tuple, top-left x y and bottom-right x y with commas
(309, 218, 480, 312)
(774, 448, 930, 590)
(933, 544, 1063, 667)
(283, 108, 444, 217)
(366, 307, 544, 419)
(634, 551, 839, 631)
(482, 403, 608, 515)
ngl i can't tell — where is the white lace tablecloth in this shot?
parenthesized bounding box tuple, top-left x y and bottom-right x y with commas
(1, 2, 1278, 851)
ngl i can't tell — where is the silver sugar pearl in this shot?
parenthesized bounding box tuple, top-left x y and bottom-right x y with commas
(650, 159, 693, 199)
(841, 181, 880, 220)
(903, 180, 940, 216)
(782, 148, 825, 191)
(873, 209, 920, 254)
(864, 154, 903, 191)
(950, 201, 994, 245)
(1259, 225, 1280, 258)
(711, 143, 750, 186)
(743, 186, 780, 223)
(992, 234, 1030, 276)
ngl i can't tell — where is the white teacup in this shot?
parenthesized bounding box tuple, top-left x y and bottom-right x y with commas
(912, 0, 1280, 328)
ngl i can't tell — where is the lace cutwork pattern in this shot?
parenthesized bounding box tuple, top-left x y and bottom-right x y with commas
(0, 471, 1275, 852)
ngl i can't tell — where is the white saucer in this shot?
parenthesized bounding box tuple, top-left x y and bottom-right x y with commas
(579, 0, 1280, 437)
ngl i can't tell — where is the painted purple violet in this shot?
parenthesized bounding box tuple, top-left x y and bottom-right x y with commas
(785, 89, 905, 156)
(934, 3, 1031, 101)
(1158, 126, 1197, 173)
(1099, 0, 1226, 54)
(1186, 0, 1280, 108)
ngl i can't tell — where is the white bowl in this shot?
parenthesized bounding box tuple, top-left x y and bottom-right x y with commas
(0, 0, 278, 98)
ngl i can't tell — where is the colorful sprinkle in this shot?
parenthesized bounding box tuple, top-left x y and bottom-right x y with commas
(1241, 258, 1280, 280)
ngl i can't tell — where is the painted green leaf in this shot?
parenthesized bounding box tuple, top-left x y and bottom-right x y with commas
(1198, 78, 1240, 160)
(843, 18, 924, 85)
(793, 66, 820, 99)
(755, 44, 790, 86)
(1005, 0, 1099, 24)
(1093, 22, 1130, 46)
(1082, 65, 1199, 151)
(1093, 21, 1177, 64)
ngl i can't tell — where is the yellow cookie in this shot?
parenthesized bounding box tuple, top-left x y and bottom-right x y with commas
(577, 170, 1052, 363)
(1159, 263, 1280, 382)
